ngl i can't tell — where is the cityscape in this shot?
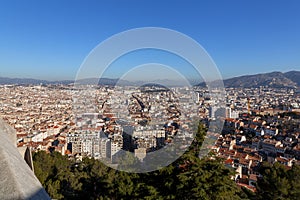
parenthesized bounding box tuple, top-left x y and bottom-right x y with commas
(1, 74, 300, 193)
(1, 1, 300, 199)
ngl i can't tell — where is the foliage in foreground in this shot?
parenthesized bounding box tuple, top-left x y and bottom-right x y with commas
(255, 162, 300, 200)
(33, 123, 300, 199)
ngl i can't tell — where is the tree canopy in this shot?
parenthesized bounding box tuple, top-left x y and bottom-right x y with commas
(33, 122, 300, 199)
(255, 162, 300, 200)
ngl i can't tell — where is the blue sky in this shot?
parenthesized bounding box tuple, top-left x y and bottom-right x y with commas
(0, 0, 299, 80)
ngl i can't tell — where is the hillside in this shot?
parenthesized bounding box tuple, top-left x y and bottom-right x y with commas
(198, 70, 300, 88)
(223, 71, 299, 88)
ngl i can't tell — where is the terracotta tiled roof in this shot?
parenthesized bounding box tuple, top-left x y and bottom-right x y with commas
(249, 174, 258, 181)
(225, 158, 234, 164)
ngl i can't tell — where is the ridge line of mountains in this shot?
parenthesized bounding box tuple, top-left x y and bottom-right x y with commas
(0, 70, 299, 88)
(204, 70, 300, 89)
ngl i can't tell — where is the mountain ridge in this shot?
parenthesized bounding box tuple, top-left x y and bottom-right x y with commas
(198, 71, 300, 88)
(0, 70, 299, 88)
(222, 71, 299, 88)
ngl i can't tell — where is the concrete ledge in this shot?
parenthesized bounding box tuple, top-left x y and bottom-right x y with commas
(0, 119, 50, 200)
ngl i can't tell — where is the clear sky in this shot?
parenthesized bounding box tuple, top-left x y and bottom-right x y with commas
(0, 0, 299, 81)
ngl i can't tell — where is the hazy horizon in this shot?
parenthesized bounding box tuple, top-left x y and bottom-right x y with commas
(1, 69, 299, 82)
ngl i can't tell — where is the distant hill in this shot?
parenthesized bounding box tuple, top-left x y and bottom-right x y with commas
(224, 71, 298, 88)
(0, 77, 191, 87)
(0, 77, 129, 86)
(1, 70, 300, 88)
(0, 77, 47, 85)
(284, 71, 300, 86)
(198, 71, 300, 88)
(0, 77, 73, 85)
